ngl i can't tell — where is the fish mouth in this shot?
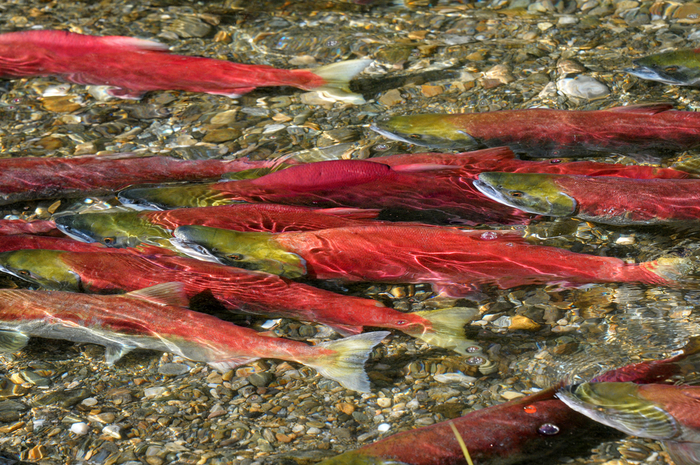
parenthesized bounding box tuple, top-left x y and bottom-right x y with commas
(472, 179, 525, 210)
(370, 124, 479, 150)
(169, 237, 223, 264)
(54, 217, 99, 243)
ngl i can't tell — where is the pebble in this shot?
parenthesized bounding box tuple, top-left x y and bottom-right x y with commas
(70, 422, 90, 435)
(557, 76, 610, 100)
(378, 89, 405, 107)
(102, 424, 121, 439)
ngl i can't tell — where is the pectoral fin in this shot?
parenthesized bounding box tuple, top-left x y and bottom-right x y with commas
(104, 345, 135, 365)
(0, 330, 29, 353)
(664, 441, 700, 465)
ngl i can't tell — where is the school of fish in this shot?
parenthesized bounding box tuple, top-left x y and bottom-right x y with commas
(1, 27, 700, 465)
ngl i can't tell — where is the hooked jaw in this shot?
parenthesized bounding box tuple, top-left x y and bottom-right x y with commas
(556, 382, 679, 440)
(371, 114, 480, 150)
(474, 172, 577, 217)
(171, 225, 307, 278)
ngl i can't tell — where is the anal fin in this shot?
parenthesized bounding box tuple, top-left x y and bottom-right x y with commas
(0, 330, 29, 353)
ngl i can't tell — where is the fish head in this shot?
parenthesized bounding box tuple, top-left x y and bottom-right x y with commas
(171, 225, 307, 279)
(626, 49, 700, 86)
(55, 212, 161, 248)
(371, 114, 480, 150)
(473, 172, 577, 217)
(556, 382, 680, 440)
(118, 184, 228, 210)
(0, 250, 81, 290)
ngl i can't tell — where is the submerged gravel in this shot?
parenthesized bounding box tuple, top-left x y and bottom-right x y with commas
(2, 0, 700, 464)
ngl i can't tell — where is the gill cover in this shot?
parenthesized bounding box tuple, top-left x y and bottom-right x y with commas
(474, 172, 577, 217)
(557, 382, 679, 440)
(0, 250, 81, 290)
(371, 114, 480, 150)
(172, 225, 307, 279)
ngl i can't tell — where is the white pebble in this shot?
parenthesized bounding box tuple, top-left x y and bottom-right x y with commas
(81, 397, 98, 407)
(557, 76, 610, 100)
(70, 422, 90, 435)
(434, 373, 477, 385)
(558, 15, 578, 25)
(377, 423, 391, 432)
(307, 427, 321, 435)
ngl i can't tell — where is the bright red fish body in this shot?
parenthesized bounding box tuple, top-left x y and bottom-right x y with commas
(119, 148, 694, 225)
(0, 153, 285, 205)
(0, 284, 388, 392)
(0, 249, 480, 355)
(372, 103, 700, 156)
(318, 339, 700, 464)
(173, 224, 686, 297)
(0, 30, 368, 100)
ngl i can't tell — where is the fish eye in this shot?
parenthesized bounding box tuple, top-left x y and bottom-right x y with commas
(408, 134, 423, 140)
(510, 191, 524, 198)
(17, 270, 31, 277)
(664, 66, 679, 73)
(103, 237, 115, 245)
(227, 253, 245, 261)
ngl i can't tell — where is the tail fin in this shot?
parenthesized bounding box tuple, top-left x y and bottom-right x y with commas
(309, 331, 389, 392)
(641, 256, 694, 286)
(408, 307, 483, 356)
(309, 59, 372, 104)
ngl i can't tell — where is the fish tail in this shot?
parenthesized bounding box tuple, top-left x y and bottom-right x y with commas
(308, 331, 389, 392)
(639, 256, 694, 286)
(408, 307, 483, 356)
(309, 59, 372, 104)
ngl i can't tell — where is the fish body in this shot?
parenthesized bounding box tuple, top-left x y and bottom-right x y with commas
(626, 49, 700, 86)
(171, 224, 686, 297)
(118, 158, 538, 225)
(0, 234, 177, 256)
(0, 30, 370, 102)
(475, 172, 700, 225)
(0, 283, 388, 392)
(0, 152, 290, 205)
(118, 150, 695, 225)
(558, 382, 700, 465)
(0, 219, 57, 236)
(55, 204, 382, 249)
(319, 339, 700, 465)
(0, 249, 481, 355)
(371, 104, 700, 156)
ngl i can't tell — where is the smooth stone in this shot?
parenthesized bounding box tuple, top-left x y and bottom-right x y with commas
(157, 363, 190, 376)
(70, 422, 90, 435)
(248, 373, 274, 388)
(557, 76, 610, 100)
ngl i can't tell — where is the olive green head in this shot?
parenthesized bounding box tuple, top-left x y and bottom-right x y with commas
(627, 49, 700, 86)
(55, 211, 170, 248)
(473, 172, 577, 217)
(171, 225, 307, 279)
(317, 451, 410, 465)
(371, 114, 479, 150)
(557, 382, 678, 440)
(0, 250, 81, 290)
(118, 184, 233, 210)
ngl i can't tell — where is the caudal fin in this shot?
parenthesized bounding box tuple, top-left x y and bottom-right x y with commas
(408, 307, 483, 357)
(641, 256, 695, 286)
(310, 59, 372, 104)
(309, 331, 389, 392)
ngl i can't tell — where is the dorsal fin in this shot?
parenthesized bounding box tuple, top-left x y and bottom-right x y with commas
(126, 282, 189, 307)
(100, 36, 170, 52)
(250, 160, 392, 191)
(391, 163, 463, 173)
(607, 103, 674, 115)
